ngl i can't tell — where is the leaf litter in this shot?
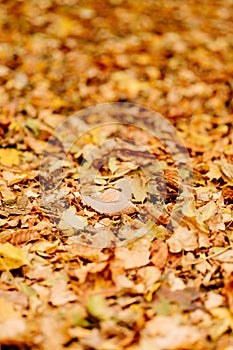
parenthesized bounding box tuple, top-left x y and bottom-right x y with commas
(0, 0, 233, 349)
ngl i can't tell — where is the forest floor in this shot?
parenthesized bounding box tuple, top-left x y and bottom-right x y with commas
(0, 0, 233, 349)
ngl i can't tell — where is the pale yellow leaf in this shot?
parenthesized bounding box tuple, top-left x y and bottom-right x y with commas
(167, 226, 198, 253)
(182, 200, 196, 217)
(58, 208, 87, 234)
(200, 201, 217, 222)
(108, 156, 119, 173)
(81, 187, 137, 216)
(131, 177, 147, 202)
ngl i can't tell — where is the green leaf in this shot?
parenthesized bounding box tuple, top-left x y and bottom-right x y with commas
(87, 295, 112, 320)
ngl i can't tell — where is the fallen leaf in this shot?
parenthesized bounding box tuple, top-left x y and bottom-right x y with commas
(182, 199, 196, 217)
(150, 240, 168, 268)
(81, 187, 137, 216)
(30, 239, 59, 254)
(219, 157, 233, 181)
(137, 266, 161, 293)
(140, 315, 201, 349)
(87, 295, 112, 320)
(223, 272, 233, 313)
(24, 134, 47, 154)
(49, 279, 77, 306)
(0, 183, 16, 204)
(131, 177, 147, 202)
(0, 148, 21, 166)
(108, 156, 119, 173)
(210, 248, 233, 263)
(209, 307, 233, 341)
(0, 318, 27, 343)
(58, 208, 87, 235)
(0, 298, 19, 321)
(167, 226, 198, 253)
(67, 242, 109, 262)
(2, 170, 38, 185)
(206, 163, 222, 181)
(198, 201, 217, 222)
(0, 242, 28, 270)
(114, 238, 150, 269)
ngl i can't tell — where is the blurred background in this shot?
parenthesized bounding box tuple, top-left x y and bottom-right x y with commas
(0, 0, 232, 124)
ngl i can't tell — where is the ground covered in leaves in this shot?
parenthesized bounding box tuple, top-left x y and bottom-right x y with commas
(0, 0, 233, 349)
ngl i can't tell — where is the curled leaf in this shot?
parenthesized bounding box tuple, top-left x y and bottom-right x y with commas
(81, 187, 137, 216)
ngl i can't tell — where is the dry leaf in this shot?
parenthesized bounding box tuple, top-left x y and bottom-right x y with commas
(0, 318, 27, 343)
(211, 248, 233, 263)
(140, 315, 201, 349)
(81, 187, 137, 216)
(0, 183, 16, 204)
(150, 240, 168, 268)
(114, 238, 150, 269)
(206, 163, 222, 181)
(219, 157, 233, 181)
(2, 170, 38, 185)
(137, 266, 161, 293)
(0, 298, 19, 321)
(0, 242, 28, 270)
(0, 148, 21, 166)
(199, 201, 217, 222)
(49, 279, 77, 306)
(24, 134, 47, 154)
(223, 273, 233, 313)
(167, 226, 198, 253)
(87, 295, 112, 320)
(58, 208, 87, 234)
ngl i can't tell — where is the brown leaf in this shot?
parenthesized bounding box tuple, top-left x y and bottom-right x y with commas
(223, 272, 233, 314)
(49, 279, 77, 306)
(150, 240, 168, 268)
(114, 238, 150, 269)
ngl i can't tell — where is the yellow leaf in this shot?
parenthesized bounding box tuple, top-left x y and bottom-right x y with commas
(108, 156, 119, 173)
(0, 184, 16, 204)
(200, 201, 217, 222)
(131, 177, 147, 202)
(30, 240, 59, 254)
(0, 149, 21, 166)
(0, 243, 28, 271)
(51, 97, 68, 109)
(182, 200, 196, 217)
(51, 15, 83, 38)
(145, 282, 161, 302)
